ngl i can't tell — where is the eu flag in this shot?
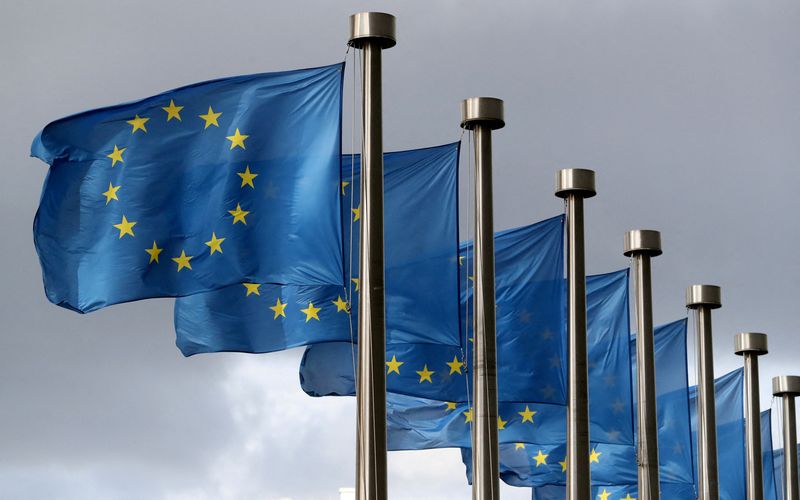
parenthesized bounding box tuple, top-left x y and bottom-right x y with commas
(32, 63, 344, 313)
(174, 143, 461, 355)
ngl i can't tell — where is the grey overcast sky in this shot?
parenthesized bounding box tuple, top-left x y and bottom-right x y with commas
(1, 1, 799, 499)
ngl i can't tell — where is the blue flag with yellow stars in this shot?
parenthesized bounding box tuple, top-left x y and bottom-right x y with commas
(379, 269, 631, 452)
(32, 63, 344, 313)
(690, 369, 745, 500)
(174, 143, 461, 355)
(480, 319, 694, 498)
(299, 215, 569, 405)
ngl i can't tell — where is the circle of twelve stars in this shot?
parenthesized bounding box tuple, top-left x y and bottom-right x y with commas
(105, 103, 624, 500)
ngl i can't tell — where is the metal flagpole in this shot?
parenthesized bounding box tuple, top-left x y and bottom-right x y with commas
(773, 376, 800, 500)
(686, 285, 721, 500)
(623, 229, 662, 500)
(460, 97, 504, 500)
(555, 169, 596, 500)
(735, 332, 768, 500)
(348, 12, 395, 500)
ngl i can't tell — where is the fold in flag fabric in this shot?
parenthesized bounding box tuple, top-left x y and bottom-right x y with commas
(463, 319, 692, 495)
(174, 143, 461, 355)
(32, 63, 344, 313)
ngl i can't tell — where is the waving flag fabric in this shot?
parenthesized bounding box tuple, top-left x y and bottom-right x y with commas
(174, 143, 461, 355)
(32, 63, 345, 313)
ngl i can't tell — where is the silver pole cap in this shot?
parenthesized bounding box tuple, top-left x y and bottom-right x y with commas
(734, 332, 768, 355)
(686, 284, 721, 309)
(555, 168, 596, 199)
(623, 229, 662, 257)
(348, 12, 396, 48)
(772, 375, 800, 396)
(460, 97, 505, 130)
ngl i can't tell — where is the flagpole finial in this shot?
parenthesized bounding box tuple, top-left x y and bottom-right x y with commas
(734, 332, 768, 355)
(623, 229, 662, 257)
(773, 375, 800, 396)
(349, 12, 396, 48)
(555, 168, 596, 198)
(686, 284, 721, 309)
(460, 97, 505, 130)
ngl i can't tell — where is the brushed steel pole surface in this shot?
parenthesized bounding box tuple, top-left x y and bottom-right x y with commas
(471, 123, 500, 500)
(693, 306, 719, 500)
(743, 354, 763, 500)
(555, 168, 595, 500)
(349, 12, 395, 500)
(632, 254, 660, 500)
(736, 332, 768, 500)
(782, 397, 799, 500)
(773, 376, 800, 500)
(566, 194, 590, 500)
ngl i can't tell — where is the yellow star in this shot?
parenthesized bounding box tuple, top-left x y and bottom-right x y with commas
(445, 402, 458, 411)
(204, 232, 225, 255)
(199, 106, 222, 129)
(497, 416, 508, 430)
(458, 256, 465, 266)
(352, 204, 361, 221)
(102, 182, 121, 205)
(226, 128, 249, 150)
(126, 114, 149, 133)
(416, 365, 434, 383)
(162, 100, 183, 121)
(172, 250, 193, 272)
(145, 241, 162, 264)
(106, 145, 126, 167)
(463, 408, 473, 423)
(113, 215, 136, 238)
(228, 203, 250, 225)
(351, 277, 360, 292)
(242, 283, 261, 296)
(589, 448, 602, 463)
(446, 356, 464, 375)
(518, 405, 537, 424)
(269, 298, 287, 319)
(332, 296, 349, 313)
(300, 302, 321, 322)
(621, 494, 636, 500)
(386, 355, 404, 375)
(533, 450, 548, 466)
(514, 443, 526, 450)
(559, 458, 568, 473)
(340, 181, 350, 195)
(598, 489, 611, 500)
(237, 166, 258, 188)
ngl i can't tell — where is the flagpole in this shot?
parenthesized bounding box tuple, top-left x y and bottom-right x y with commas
(348, 12, 395, 500)
(555, 169, 596, 500)
(686, 285, 721, 500)
(735, 332, 768, 500)
(461, 97, 504, 500)
(623, 229, 662, 500)
(773, 375, 800, 500)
